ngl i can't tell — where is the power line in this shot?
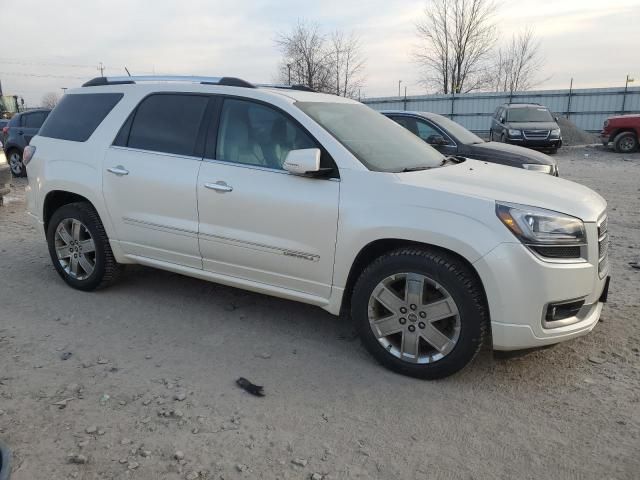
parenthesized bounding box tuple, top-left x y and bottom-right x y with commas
(0, 71, 87, 80)
(0, 58, 96, 69)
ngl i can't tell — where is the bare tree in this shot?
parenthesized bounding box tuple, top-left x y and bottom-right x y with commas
(275, 21, 365, 97)
(491, 28, 545, 94)
(329, 31, 366, 98)
(415, 0, 497, 94)
(41, 92, 60, 109)
(275, 21, 333, 92)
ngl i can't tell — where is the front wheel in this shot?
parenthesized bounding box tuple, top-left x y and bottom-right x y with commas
(613, 131, 638, 153)
(7, 149, 26, 177)
(47, 202, 122, 291)
(351, 248, 489, 379)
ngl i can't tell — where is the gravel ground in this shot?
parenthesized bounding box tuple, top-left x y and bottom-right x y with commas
(0, 145, 638, 480)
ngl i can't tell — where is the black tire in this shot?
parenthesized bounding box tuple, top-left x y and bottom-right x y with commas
(7, 148, 26, 178)
(351, 248, 489, 379)
(613, 131, 638, 153)
(47, 202, 122, 291)
(489, 129, 494, 141)
(549, 147, 558, 154)
(500, 133, 506, 143)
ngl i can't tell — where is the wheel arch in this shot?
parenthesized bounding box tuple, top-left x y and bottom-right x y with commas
(340, 238, 491, 324)
(43, 190, 93, 232)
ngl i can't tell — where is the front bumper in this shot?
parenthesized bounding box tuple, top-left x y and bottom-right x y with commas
(473, 226, 608, 350)
(599, 132, 610, 145)
(506, 137, 562, 149)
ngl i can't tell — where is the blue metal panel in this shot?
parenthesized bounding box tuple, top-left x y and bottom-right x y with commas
(364, 86, 640, 133)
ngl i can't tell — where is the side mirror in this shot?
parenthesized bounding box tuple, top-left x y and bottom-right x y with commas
(283, 148, 322, 175)
(554, 116, 559, 122)
(427, 134, 447, 146)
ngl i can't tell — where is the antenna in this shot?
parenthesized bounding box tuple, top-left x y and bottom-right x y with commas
(124, 67, 131, 77)
(97, 62, 105, 77)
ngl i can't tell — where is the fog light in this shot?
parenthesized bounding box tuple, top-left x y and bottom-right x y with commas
(545, 299, 585, 322)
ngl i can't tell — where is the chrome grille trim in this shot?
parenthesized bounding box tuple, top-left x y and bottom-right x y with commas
(597, 214, 609, 277)
(523, 129, 550, 140)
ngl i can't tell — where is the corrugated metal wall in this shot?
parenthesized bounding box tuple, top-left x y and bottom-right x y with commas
(363, 86, 640, 133)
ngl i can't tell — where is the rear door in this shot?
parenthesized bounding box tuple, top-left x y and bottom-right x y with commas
(103, 93, 210, 268)
(196, 97, 340, 298)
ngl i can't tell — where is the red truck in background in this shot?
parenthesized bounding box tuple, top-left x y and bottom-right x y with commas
(600, 114, 640, 153)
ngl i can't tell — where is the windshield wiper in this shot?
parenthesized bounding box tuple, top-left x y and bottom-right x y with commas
(441, 155, 465, 166)
(401, 166, 432, 172)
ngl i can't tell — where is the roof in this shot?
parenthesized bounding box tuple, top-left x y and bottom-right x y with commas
(77, 76, 358, 105)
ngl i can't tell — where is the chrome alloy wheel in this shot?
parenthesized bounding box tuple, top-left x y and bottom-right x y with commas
(367, 273, 461, 364)
(54, 218, 96, 280)
(8, 151, 22, 175)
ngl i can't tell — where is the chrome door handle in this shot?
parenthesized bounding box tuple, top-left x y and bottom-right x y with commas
(107, 166, 129, 176)
(204, 181, 233, 193)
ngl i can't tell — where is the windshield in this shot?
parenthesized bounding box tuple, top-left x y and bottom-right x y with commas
(295, 102, 444, 172)
(507, 107, 554, 123)
(426, 113, 484, 144)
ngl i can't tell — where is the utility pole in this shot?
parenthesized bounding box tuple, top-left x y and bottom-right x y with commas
(287, 64, 291, 85)
(61, 87, 67, 94)
(97, 62, 105, 77)
(621, 74, 634, 114)
(403, 86, 407, 111)
(398, 80, 402, 98)
(566, 78, 573, 120)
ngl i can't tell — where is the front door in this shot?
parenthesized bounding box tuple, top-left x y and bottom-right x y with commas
(103, 93, 210, 268)
(197, 97, 340, 298)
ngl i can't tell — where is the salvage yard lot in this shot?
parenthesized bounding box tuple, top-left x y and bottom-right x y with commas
(0, 146, 639, 480)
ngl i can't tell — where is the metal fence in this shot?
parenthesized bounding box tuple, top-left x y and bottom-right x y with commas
(362, 86, 640, 134)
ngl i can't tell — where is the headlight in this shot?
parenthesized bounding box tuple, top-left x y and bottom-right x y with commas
(507, 129, 521, 136)
(550, 129, 561, 137)
(496, 202, 586, 246)
(522, 164, 553, 174)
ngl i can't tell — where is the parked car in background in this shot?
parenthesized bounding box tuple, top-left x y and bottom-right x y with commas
(2, 109, 50, 177)
(490, 103, 562, 153)
(383, 111, 558, 175)
(599, 114, 639, 153)
(26, 76, 609, 380)
(0, 140, 10, 204)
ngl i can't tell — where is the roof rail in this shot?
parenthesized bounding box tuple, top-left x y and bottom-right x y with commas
(257, 83, 316, 92)
(505, 102, 542, 106)
(82, 76, 255, 88)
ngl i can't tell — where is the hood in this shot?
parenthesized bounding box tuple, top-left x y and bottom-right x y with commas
(608, 114, 640, 121)
(472, 141, 555, 165)
(396, 159, 606, 222)
(505, 121, 559, 131)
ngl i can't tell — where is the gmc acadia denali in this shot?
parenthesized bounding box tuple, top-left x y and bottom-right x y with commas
(25, 76, 610, 379)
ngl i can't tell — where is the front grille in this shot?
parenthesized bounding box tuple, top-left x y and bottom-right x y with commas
(597, 215, 609, 277)
(523, 129, 550, 139)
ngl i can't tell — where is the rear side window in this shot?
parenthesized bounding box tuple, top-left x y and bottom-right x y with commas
(124, 94, 209, 156)
(22, 111, 49, 129)
(39, 93, 123, 142)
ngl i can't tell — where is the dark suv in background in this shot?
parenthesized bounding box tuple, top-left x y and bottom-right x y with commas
(2, 109, 50, 177)
(490, 103, 562, 153)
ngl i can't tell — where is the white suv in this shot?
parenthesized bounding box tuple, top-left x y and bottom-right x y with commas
(25, 76, 610, 379)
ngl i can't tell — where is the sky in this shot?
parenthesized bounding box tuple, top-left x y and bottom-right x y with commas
(1, 0, 639, 106)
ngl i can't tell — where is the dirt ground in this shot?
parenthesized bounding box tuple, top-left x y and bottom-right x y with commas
(1, 145, 639, 480)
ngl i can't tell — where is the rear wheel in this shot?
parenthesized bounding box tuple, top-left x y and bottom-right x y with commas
(47, 202, 122, 291)
(351, 248, 488, 379)
(613, 131, 638, 153)
(7, 149, 26, 177)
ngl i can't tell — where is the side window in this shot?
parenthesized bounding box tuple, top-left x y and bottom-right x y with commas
(39, 93, 123, 142)
(23, 112, 47, 128)
(215, 99, 316, 170)
(415, 120, 442, 142)
(127, 94, 209, 156)
(390, 116, 418, 136)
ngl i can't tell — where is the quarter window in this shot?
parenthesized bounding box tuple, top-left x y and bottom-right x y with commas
(23, 111, 48, 129)
(415, 120, 442, 142)
(215, 98, 316, 170)
(39, 93, 123, 142)
(126, 94, 209, 156)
